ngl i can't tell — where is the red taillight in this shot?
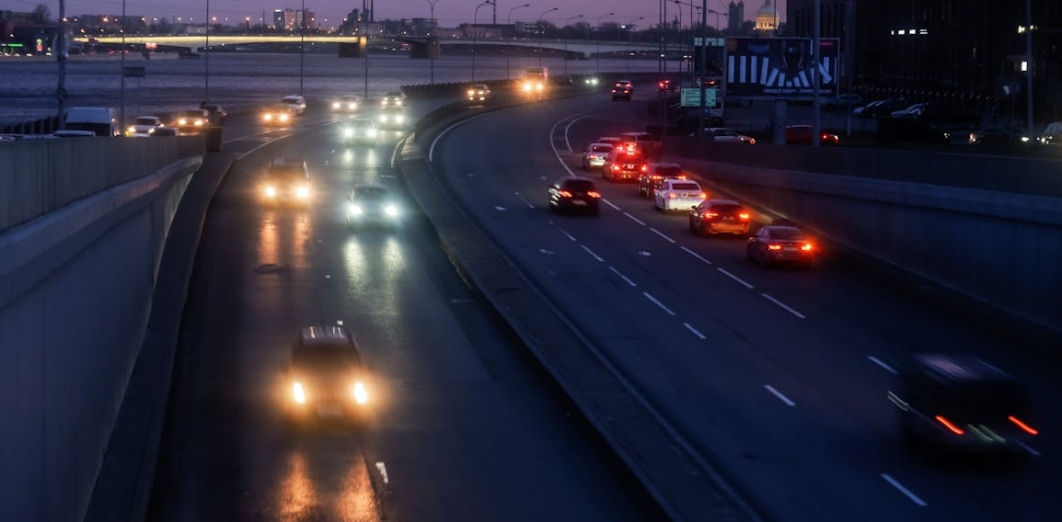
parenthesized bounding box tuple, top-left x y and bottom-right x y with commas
(558, 190, 573, 198)
(612, 164, 621, 171)
(699, 192, 707, 199)
(704, 212, 718, 219)
(677, 174, 688, 179)
(801, 243, 814, 251)
(738, 212, 750, 220)
(935, 415, 965, 435)
(668, 192, 677, 199)
(767, 244, 782, 250)
(588, 191, 602, 198)
(1008, 416, 1038, 435)
(652, 175, 663, 180)
(640, 164, 648, 172)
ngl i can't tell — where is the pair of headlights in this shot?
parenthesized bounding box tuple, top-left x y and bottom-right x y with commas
(293, 381, 368, 404)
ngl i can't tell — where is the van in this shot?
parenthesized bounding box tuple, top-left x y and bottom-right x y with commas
(619, 131, 662, 159)
(63, 107, 119, 137)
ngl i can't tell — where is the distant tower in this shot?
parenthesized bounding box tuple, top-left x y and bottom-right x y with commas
(728, 1, 745, 35)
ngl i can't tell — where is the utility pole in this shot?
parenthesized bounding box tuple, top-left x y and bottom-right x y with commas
(813, 0, 821, 146)
(57, 0, 67, 128)
(1025, 0, 1034, 135)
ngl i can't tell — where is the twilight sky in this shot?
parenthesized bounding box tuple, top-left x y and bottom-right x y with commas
(51, 0, 785, 29)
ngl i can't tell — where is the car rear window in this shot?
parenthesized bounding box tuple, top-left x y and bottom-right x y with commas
(637, 135, 661, 143)
(655, 166, 682, 177)
(713, 204, 745, 214)
(768, 227, 804, 240)
(671, 182, 700, 191)
(564, 179, 595, 191)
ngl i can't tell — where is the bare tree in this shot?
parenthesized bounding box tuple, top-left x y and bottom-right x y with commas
(32, 4, 51, 25)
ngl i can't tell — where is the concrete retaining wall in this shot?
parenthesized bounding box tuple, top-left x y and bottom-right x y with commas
(0, 156, 202, 522)
(0, 136, 205, 233)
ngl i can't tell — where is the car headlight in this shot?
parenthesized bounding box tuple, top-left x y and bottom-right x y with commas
(348, 102, 357, 110)
(343, 127, 353, 137)
(332, 102, 341, 109)
(395, 115, 405, 123)
(293, 382, 306, 404)
(296, 185, 310, 199)
(379, 114, 388, 122)
(348, 203, 363, 215)
(353, 382, 368, 404)
(367, 128, 377, 138)
(263, 114, 272, 121)
(264, 185, 276, 198)
(385, 204, 399, 217)
(127, 126, 136, 134)
(280, 114, 289, 122)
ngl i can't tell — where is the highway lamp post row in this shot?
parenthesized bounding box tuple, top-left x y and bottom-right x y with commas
(120, 0, 126, 127)
(624, 17, 643, 75)
(537, 7, 558, 67)
(562, 14, 583, 76)
(472, 0, 493, 82)
(506, 3, 530, 79)
(423, 0, 444, 84)
(594, 12, 614, 74)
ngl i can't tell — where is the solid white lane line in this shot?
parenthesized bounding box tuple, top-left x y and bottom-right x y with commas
(581, 245, 605, 262)
(760, 293, 806, 319)
(716, 267, 755, 289)
(868, 356, 899, 375)
(558, 228, 578, 241)
(624, 212, 646, 226)
(603, 198, 621, 210)
(880, 474, 927, 507)
(562, 115, 586, 152)
(609, 266, 637, 287)
(650, 228, 677, 244)
(764, 385, 796, 407)
(1017, 441, 1042, 457)
(684, 323, 707, 339)
(549, 114, 588, 177)
(680, 246, 712, 265)
(642, 292, 676, 316)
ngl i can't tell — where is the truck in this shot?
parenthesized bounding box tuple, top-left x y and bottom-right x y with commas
(63, 107, 120, 137)
(519, 66, 549, 97)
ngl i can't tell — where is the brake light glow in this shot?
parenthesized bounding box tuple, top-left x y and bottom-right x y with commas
(668, 193, 677, 199)
(801, 243, 814, 251)
(588, 191, 602, 198)
(738, 212, 750, 219)
(767, 244, 782, 250)
(1008, 416, 1038, 435)
(705, 212, 718, 219)
(558, 190, 573, 198)
(935, 415, 965, 435)
(640, 164, 648, 172)
(612, 165, 621, 171)
(699, 192, 707, 199)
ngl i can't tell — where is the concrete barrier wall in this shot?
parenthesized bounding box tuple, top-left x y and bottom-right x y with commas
(0, 156, 202, 522)
(0, 136, 205, 233)
(691, 158, 1062, 339)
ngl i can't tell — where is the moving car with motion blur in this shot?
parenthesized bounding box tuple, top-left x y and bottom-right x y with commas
(467, 84, 492, 105)
(888, 353, 1038, 459)
(657, 79, 676, 93)
(638, 162, 685, 198)
(655, 179, 706, 212)
(259, 159, 312, 205)
(172, 109, 210, 135)
(285, 326, 371, 425)
(340, 118, 379, 144)
(281, 94, 307, 115)
(380, 91, 406, 107)
(331, 95, 362, 113)
(261, 104, 295, 127)
(688, 199, 751, 235)
(582, 142, 615, 170)
(746, 225, 816, 266)
(345, 184, 402, 228)
(785, 125, 840, 145)
(700, 127, 756, 144)
(548, 177, 601, 215)
(126, 116, 164, 137)
(584, 76, 601, 87)
(612, 80, 633, 101)
(601, 142, 649, 182)
(378, 106, 407, 130)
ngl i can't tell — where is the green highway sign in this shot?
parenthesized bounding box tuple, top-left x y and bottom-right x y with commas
(681, 88, 716, 107)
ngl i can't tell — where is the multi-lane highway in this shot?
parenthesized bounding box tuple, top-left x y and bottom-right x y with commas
(426, 90, 1061, 521)
(145, 103, 661, 521)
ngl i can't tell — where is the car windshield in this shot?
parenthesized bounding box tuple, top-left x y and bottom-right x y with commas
(355, 187, 390, 200)
(181, 111, 204, 118)
(563, 180, 595, 191)
(294, 343, 359, 368)
(671, 182, 700, 191)
(768, 227, 804, 240)
(135, 117, 157, 126)
(269, 164, 306, 179)
(655, 166, 682, 177)
(283, 98, 301, 105)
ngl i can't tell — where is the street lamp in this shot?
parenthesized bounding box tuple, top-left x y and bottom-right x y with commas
(507, 3, 531, 79)
(472, 0, 493, 82)
(423, 0, 444, 84)
(562, 14, 583, 75)
(537, 7, 558, 66)
(595, 12, 614, 74)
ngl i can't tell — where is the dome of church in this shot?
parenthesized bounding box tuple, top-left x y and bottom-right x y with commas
(756, 0, 776, 18)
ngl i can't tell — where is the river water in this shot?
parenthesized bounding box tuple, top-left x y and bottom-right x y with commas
(1, 51, 665, 127)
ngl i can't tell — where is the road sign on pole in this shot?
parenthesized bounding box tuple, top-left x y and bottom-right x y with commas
(682, 87, 715, 107)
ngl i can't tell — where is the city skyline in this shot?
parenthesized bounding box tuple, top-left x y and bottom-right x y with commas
(49, 0, 785, 29)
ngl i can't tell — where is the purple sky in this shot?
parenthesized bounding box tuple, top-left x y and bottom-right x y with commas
(53, 0, 784, 29)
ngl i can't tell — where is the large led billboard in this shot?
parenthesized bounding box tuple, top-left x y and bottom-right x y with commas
(725, 38, 840, 98)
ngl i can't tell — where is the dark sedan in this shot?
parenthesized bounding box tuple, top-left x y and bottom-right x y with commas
(746, 225, 818, 267)
(548, 177, 601, 215)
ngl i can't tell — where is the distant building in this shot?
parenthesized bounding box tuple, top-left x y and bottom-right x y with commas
(727, 2, 745, 35)
(754, 0, 779, 34)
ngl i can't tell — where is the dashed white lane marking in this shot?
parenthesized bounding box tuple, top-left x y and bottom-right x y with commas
(649, 228, 677, 244)
(716, 267, 754, 289)
(558, 228, 577, 241)
(581, 245, 604, 262)
(760, 293, 806, 319)
(880, 474, 927, 507)
(684, 323, 707, 339)
(609, 266, 637, 287)
(680, 246, 712, 265)
(514, 192, 534, 208)
(603, 199, 621, 210)
(624, 212, 646, 226)
(868, 356, 898, 375)
(1017, 441, 1042, 457)
(764, 385, 796, 407)
(642, 292, 676, 316)
(376, 462, 390, 485)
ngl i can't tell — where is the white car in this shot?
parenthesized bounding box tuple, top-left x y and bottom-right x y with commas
(126, 115, 164, 137)
(332, 95, 361, 112)
(341, 118, 378, 144)
(701, 127, 756, 144)
(655, 179, 706, 212)
(282, 94, 307, 115)
(582, 142, 615, 170)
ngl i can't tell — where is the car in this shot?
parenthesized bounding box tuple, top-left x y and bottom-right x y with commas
(596, 136, 623, 149)
(331, 95, 362, 113)
(785, 125, 840, 145)
(261, 104, 295, 126)
(281, 94, 307, 115)
(259, 158, 312, 205)
(345, 184, 402, 228)
(888, 353, 1038, 458)
(611, 80, 633, 101)
(890, 103, 927, 118)
(600, 143, 649, 182)
(1034, 121, 1062, 146)
(51, 130, 98, 138)
(969, 126, 1014, 146)
(380, 91, 406, 107)
(150, 126, 179, 137)
(657, 79, 676, 93)
(340, 118, 378, 144)
(638, 162, 685, 198)
(858, 97, 908, 118)
(126, 115, 164, 137)
(171, 109, 210, 135)
(701, 127, 756, 144)
(583, 76, 601, 87)
(201, 104, 227, 126)
(688, 199, 751, 235)
(618, 131, 663, 158)
(285, 326, 371, 424)
(655, 178, 706, 212)
(466, 83, 491, 105)
(548, 177, 601, 215)
(377, 106, 408, 129)
(581, 142, 615, 170)
(554, 75, 574, 86)
(746, 225, 817, 266)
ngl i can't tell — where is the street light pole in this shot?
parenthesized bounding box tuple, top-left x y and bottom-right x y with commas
(1025, 0, 1034, 135)
(563, 14, 583, 75)
(625, 17, 642, 75)
(507, 3, 530, 79)
(299, 0, 305, 95)
(537, 7, 558, 66)
(473, 0, 493, 81)
(423, 0, 444, 84)
(595, 12, 614, 74)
